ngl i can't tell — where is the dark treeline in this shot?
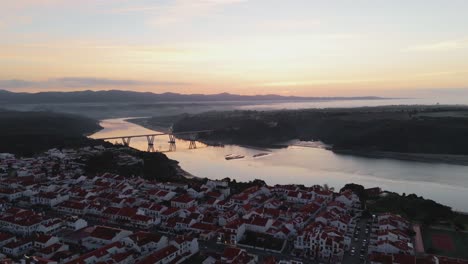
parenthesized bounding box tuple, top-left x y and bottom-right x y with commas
(172, 106, 468, 155)
(341, 183, 466, 229)
(0, 110, 103, 156)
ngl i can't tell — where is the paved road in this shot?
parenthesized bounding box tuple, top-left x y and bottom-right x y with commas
(342, 217, 371, 264)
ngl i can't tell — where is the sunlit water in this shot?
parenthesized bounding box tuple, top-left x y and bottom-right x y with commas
(90, 118, 468, 212)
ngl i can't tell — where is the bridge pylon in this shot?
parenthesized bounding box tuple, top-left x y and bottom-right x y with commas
(168, 142, 176, 152)
(188, 133, 197, 149)
(122, 137, 131, 146)
(168, 134, 176, 144)
(146, 135, 156, 152)
(167, 134, 176, 152)
(146, 135, 155, 145)
(147, 144, 156, 152)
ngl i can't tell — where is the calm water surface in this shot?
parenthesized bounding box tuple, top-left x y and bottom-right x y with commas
(90, 118, 468, 212)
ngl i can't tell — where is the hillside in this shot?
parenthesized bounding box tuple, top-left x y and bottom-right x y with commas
(0, 110, 103, 156)
(169, 106, 468, 157)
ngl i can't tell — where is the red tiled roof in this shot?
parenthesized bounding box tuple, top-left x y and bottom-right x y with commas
(0, 232, 15, 241)
(368, 253, 393, 264)
(65, 242, 123, 264)
(4, 238, 32, 249)
(132, 214, 152, 222)
(136, 245, 178, 264)
(172, 194, 195, 204)
(111, 251, 134, 262)
(38, 243, 63, 254)
(58, 200, 86, 210)
(162, 207, 179, 216)
(190, 222, 217, 231)
(89, 226, 124, 240)
(128, 231, 163, 247)
(249, 217, 269, 227)
(394, 254, 416, 264)
(35, 234, 54, 244)
(222, 247, 242, 260)
(116, 207, 138, 218)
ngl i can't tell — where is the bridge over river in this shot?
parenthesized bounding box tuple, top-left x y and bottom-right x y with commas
(94, 130, 213, 152)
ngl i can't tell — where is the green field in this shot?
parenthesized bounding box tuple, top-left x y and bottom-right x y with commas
(422, 227, 468, 259)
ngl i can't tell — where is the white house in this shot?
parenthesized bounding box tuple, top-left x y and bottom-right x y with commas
(31, 192, 69, 207)
(170, 236, 199, 256)
(221, 220, 246, 244)
(2, 239, 33, 257)
(171, 194, 197, 209)
(374, 240, 414, 255)
(123, 231, 168, 254)
(245, 216, 273, 233)
(0, 188, 24, 201)
(34, 234, 60, 249)
(82, 226, 132, 250)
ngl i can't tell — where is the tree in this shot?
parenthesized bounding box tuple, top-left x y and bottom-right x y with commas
(323, 184, 335, 192)
(340, 183, 367, 202)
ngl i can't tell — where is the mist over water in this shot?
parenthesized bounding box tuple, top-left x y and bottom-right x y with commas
(91, 117, 468, 212)
(237, 97, 468, 110)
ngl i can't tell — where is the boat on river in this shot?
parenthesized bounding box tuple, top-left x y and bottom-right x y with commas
(253, 153, 269, 158)
(225, 154, 245, 160)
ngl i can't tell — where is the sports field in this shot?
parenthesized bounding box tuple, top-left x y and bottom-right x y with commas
(422, 227, 468, 259)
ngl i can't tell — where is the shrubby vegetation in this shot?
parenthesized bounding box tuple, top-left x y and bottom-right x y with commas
(368, 192, 454, 225)
(341, 183, 466, 228)
(83, 149, 181, 181)
(218, 178, 267, 195)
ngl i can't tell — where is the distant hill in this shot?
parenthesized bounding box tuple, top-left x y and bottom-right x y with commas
(0, 89, 386, 104)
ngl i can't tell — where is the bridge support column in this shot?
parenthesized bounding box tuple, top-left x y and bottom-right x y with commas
(146, 135, 156, 152)
(188, 133, 197, 149)
(168, 134, 176, 152)
(146, 135, 155, 145)
(147, 145, 155, 152)
(168, 134, 176, 144)
(169, 143, 176, 152)
(122, 137, 131, 146)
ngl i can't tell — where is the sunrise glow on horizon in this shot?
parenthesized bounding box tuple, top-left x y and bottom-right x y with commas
(1, 0, 468, 96)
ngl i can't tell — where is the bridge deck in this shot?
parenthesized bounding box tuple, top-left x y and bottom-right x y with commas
(94, 130, 213, 140)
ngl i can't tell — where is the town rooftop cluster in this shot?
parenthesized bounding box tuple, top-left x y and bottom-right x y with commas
(0, 148, 466, 264)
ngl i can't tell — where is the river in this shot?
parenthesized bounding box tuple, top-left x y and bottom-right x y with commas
(90, 118, 468, 212)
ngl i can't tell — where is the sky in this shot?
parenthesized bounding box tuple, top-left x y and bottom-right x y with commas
(1, 0, 468, 96)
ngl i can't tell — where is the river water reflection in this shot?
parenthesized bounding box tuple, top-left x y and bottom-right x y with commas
(90, 118, 468, 212)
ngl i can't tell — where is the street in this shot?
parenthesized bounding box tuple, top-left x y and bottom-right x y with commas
(342, 217, 371, 264)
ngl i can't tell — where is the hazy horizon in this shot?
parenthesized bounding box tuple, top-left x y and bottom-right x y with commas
(1, 1, 468, 97)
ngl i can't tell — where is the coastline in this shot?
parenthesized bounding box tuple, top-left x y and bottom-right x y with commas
(176, 165, 200, 180)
